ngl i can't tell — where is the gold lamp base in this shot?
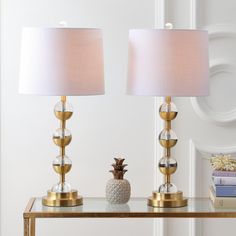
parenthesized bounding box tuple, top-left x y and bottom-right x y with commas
(42, 190, 83, 207)
(147, 191, 187, 208)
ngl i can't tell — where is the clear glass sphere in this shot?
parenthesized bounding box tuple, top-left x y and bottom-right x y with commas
(159, 102, 178, 120)
(158, 183, 177, 193)
(159, 156, 177, 175)
(53, 155, 72, 175)
(159, 129, 178, 148)
(51, 182, 71, 193)
(159, 102, 177, 113)
(54, 101, 73, 120)
(54, 101, 73, 113)
(53, 128, 72, 147)
(53, 128, 71, 138)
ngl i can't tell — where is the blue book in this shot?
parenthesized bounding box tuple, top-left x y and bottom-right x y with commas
(212, 184, 236, 197)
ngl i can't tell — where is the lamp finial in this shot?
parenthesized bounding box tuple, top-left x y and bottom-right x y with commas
(165, 22, 173, 29)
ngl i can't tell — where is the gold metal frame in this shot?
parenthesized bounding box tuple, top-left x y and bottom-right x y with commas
(24, 197, 236, 218)
(23, 197, 236, 236)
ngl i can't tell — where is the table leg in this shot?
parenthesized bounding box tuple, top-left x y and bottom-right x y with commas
(29, 218, 35, 236)
(24, 218, 29, 236)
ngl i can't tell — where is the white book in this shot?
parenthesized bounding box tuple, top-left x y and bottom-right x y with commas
(212, 176, 236, 185)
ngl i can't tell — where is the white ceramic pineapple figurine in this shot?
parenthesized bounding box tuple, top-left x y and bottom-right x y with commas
(106, 158, 131, 204)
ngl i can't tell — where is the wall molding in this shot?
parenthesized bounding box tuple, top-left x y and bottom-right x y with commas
(154, 1, 166, 236)
(190, 22, 236, 126)
(191, 59, 236, 125)
(190, 18, 236, 126)
(0, 0, 2, 233)
(189, 1, 236, 236)
(190, 0, 197, 28)
(189, 4, 236, 236)
(189, 140, 236, 236)
(204, 24, 236, 39)
(155, 0, 165, 28)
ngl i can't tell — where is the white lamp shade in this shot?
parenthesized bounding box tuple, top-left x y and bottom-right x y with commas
(127, 29, 209, 96)
(19, 28, 104, 95)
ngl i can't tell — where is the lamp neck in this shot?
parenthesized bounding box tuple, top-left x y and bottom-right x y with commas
(61, 96, 66, 103)
(165, 96, 171, 104)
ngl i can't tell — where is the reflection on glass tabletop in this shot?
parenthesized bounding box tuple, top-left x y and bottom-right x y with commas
(24, 198, 236, 218)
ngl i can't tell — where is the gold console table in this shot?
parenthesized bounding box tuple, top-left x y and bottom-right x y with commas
(23, 197, 236, 236)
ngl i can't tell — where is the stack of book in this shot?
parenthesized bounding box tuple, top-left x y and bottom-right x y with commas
(209, 170, 236, 208)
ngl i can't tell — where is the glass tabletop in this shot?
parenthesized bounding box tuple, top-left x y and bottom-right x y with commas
(25, 197, 236, 218)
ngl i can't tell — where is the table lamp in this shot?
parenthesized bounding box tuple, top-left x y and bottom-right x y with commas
(127, 28, 209, 207)
(19, 28, 104, 207)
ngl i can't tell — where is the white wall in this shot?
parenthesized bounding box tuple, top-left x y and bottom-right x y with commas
(163, 1, 236, 236)
(2, 1, 236, 236)
(0, 0, 157, 235)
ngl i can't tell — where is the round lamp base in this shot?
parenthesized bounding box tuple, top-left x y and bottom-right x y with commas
(147, 191, 187, 208)
(42, 190, 83, 207)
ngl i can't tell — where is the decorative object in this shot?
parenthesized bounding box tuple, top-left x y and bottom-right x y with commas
(209, 186, 236, 208)
(105, 203, 130, 212)
(19, 27, 104, 207)
(127, 28, 209, 207)
(210, 154, 236, 171)
(106, 158, 131, 204)
(209, 154, 236, 208)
